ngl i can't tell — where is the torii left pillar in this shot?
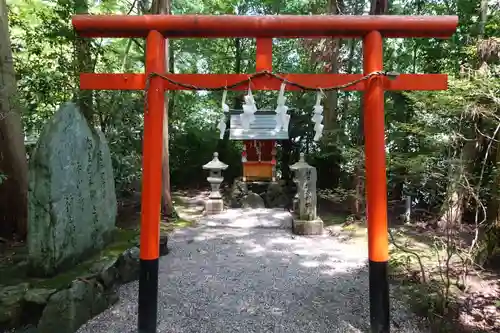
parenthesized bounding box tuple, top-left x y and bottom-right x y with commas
(138, 30, 165, 333)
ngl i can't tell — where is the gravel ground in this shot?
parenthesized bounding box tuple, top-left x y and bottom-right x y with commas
(77, 210, 427, 333)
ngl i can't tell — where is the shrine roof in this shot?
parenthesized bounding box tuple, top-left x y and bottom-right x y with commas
(229, 110, 289, 141)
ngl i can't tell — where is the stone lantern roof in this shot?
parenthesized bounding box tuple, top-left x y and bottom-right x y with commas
(290, 153, 311, 170)
(203, 152, 228, 171)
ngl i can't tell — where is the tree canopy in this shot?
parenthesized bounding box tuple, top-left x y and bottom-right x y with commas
(2, 0, 500, 267)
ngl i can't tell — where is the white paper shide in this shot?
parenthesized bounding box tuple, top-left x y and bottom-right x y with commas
(274, 82, 290, 132)
(311, 90, 324, 141)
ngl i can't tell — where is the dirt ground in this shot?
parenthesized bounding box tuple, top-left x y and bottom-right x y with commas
(388, 223, 500, 332)
(2, 189, 499, 332)
(308, 194, 500, 332)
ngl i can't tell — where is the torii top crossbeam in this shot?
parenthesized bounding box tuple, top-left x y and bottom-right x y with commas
(73, 14, 457, 38)
(74, 15, 458, 92)
(72, 13, 458, 333)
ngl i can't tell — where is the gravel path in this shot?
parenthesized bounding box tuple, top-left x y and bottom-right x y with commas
(77, 209, 427, 333)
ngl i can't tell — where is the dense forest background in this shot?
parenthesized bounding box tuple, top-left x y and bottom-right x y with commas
(1, 0, 500, 302)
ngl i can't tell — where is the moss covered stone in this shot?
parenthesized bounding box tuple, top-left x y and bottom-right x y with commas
(27, 103, 117, 277)
(0, 283, 30, 328)
(37, 279, 112, 333)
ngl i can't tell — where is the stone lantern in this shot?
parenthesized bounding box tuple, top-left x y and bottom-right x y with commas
(289, 153, 323, 235)
(202, 152, 228, 215)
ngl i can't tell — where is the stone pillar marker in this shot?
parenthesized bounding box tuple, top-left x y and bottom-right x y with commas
(202, 152, 228, 215)
(290, 153, 323, 235)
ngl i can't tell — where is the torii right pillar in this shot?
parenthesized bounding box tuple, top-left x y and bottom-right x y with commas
(364, 31, 390, 332)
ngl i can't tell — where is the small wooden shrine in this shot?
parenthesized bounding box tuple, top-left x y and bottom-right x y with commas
(229, 110, 289, 182)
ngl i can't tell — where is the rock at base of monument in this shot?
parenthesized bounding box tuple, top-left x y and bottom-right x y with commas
(36, 279, 117, 333)
(241, 192, 265, 208)
(159, 234, 169, 257)
(0, 245, 139, 333)
(229, 179, 291, 209)
(265, 182, 289, 208)
(0, 283, 30, 328)
(205, 199, 224, 215)
(292, 217, 324, 235)
(22, 288, 58, 326)
(115, 247, 140, 283)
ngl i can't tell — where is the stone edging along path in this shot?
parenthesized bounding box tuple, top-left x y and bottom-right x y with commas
(1, 235, 168, 333)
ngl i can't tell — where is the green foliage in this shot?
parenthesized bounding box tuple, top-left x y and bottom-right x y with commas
(7, 0, 500, 218)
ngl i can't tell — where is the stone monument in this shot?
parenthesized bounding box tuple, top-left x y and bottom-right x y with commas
(28, 103, 117, 277)
(202, 152, 228, 215)
(290, 153, 323, 235)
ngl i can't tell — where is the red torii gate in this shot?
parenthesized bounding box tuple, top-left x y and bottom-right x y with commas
(72, 14, 458, 333)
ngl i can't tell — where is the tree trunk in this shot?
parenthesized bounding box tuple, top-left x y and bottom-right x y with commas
(477, 0, 498, 266)
(281, 139, 292, 182)
(439, 0, 489, 228)
(347, 0, 389, 218)
(73, 0, 93, 124)
(369, 0, 388, 15)
(351, 96, 365, 218)
(151, 0, 176, 218)
(0, 0, 28, 239)
(217, 37, 243, 170)
(438, 140, 477, 228)
(341, 0, 364, 218)
(478, 0, 488, 38)
(343, 36, 363, 217)
(323, 0, 340, 131)
(483, 139, 500, 267)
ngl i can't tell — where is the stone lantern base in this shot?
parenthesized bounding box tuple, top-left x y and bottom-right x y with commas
(205, 198, 224, 216)
(292, 215, 323, 235)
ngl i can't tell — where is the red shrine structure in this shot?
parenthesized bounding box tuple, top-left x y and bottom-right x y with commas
(241, 139, 278, 181)
(229, 110, 290, 181)
(72, 14, 458, 333)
